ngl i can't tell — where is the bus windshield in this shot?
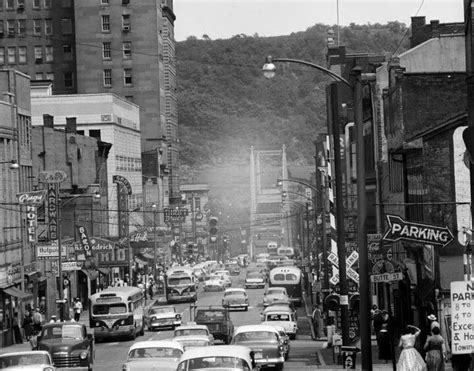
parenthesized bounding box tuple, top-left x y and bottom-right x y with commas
(169, 277, 192, 285)
(92, 303, 128, 315)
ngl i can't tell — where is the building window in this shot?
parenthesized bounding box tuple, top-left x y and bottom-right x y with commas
(0, 1, 3, 10)
(33, 0, 40, 8)
(44, 19, 52, 35)
(63, 44, 72, 60)
(122, 14, 130, 30)
(122, 0, 129, 5)
(35, 72, 43, 80)
(89, 130, 101, 139)
(123, 42, 131, 58)
(61, 18, 72, 35)
(46, 72, 54, 81)
(0, 48, 5, 65)
(103, 69, 112, 86)
(7, 20, 15, 35)
(195, 197, 201, 210)
(124, 69, 132, 85)
(101, 0, 109, 4)
(45, 46, 53, 62)
(101, 15, 110, 32)
(388, 156, 404, 193)
(6, 0, 14, 10)
(0, 20, 3, 35)
(64, 71, 73, 87)
(17, 19, 26, 35)
(44, 0, 52, 8)
(18, 0, 25, 8)
(34, 46, 42, 62)
(33, 19, 41, 35)
(102, 42, 111, 59)
(18, 46, 26, 63)
(7, 47, 15, 64)
(18, 114, 31, 146)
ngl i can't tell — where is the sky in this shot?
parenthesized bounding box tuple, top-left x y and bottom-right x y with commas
(173, 0, 464, 41)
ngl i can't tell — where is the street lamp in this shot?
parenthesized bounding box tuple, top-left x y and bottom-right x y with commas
(264, 56, 371, 369)
(151, 203, 158, 281)
(0, 160, 20, 170)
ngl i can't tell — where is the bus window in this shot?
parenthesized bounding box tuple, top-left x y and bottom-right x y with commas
(274, 274, 285, 281)
(93, 303, 127, 315)
(285, 273, 297, 281)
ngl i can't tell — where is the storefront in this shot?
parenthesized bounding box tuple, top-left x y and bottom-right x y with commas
(0, 285, 33, 347)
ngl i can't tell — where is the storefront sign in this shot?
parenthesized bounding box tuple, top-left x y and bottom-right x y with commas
(16, 190, 47, 206)
(450, 281, 474, 354)
(47, 184, 58, 240)
(25, 205, 37, 244)
(76, 225, 92, 257)
(7, 263, 21, 283)
(383, 215, 454, 246)
(37, 241, 67, 260)
(62, 261, 83, 271)
(74, 238, 128, 266)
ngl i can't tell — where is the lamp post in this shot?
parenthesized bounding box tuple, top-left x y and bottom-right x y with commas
(0, 160, 20, 170)
(152, 203, 158, 280)
(265, 57, 371, 369)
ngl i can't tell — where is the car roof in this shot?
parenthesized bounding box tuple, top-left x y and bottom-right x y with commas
(266, 287, 287, 292)
(0, 351, 51, 357)
(129, 340, 184, 352)
(175, 324, 209, 331)
(234, 325, 279, 335)
(263, 306, 293, 314)
(260, 323, 286, 333)
(224, 288, 246, 293)
(179, 345, 253, 362)
(42, 322, 83, 328)
(173, 335, 211, 341)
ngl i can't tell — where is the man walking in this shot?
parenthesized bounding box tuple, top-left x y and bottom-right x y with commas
(73, 298, 83, 322)
(311, 305, 323, 339)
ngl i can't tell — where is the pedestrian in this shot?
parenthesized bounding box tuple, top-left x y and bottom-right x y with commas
(32, 307, 43, 333)
(427, 314, 441, 334)
(22, 311, 33, 341)
(397, 324, 427, 371)
(12, 313, 23, 344)
(73, 298, 83, 322)
(29, 330, 39, 350)
(311, 305, 323, 339)
(451, 353, 473, 371)
(377, 323, 392, 363)
(424, 326, 447, 371)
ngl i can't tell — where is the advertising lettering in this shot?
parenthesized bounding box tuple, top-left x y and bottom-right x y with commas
(47, 184, 57, 240)
(450, 281, 474, 354)
(76, 225, 92, 257)
(25, 205, 37, 243)
(16, 190, 47, 206)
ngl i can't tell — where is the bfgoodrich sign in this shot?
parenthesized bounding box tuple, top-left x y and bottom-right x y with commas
(383, 215, 454, 247)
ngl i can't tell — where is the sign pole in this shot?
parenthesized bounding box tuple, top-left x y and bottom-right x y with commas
(57, 182, 65, 321)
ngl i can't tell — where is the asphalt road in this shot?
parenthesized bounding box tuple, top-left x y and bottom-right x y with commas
(93, 267, 319, 371)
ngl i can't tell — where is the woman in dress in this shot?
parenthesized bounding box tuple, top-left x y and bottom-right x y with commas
(378, 323, 393, 363)
(397, 324, 427, 371)
(424, 326, 447, 371)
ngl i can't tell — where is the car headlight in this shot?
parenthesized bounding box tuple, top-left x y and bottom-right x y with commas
(80, 351, 88, 360)
(44, 367, 55, 371)
(175, 314, 181, 320)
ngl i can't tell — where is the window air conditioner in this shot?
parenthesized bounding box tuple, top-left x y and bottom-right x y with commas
(122, 25, 130, 32)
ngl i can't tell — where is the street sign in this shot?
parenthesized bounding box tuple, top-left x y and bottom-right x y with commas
(38, 170, 68, 184)
(195, 212, 203, 221)
(450, 281, 474, 354)
(164, 208, 189, 225)
(328, 252, 359, 284)
(383, 215, 454, 246)
(370, 272, 403, 283)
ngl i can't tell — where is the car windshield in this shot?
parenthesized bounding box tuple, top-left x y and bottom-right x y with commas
(179, 356, 250, 371)
(175, 329, 208, 336)
(129, 347, 182, 359)
(169, 277, 192, 285)
(149, 307, 175, 315)
(224, 291, 245, 297)
(0, 353, 51, 368)
(93, 303, 128, 315)
(195, 311, 225, 322)
(234, 331, 278, 343)
(267, 289, 285, 295)
(246, 272, 261, 278)
(41, 325, 83, 339)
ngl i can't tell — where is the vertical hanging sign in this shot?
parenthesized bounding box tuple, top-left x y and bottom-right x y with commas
(112, 175, 132, 238)
(16, 190, 46, 246)
(47, 184, 58, 241)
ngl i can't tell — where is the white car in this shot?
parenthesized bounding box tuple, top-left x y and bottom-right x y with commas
(203, 276, 226, 291)
(261, 306, 298, 340)
(0, 351, 55, 370)
(122, 340, 184, 371)
(172, 334, 212, 350)
(263, 287, 289, 307)
(222, 288, 249, 311)
(244, 271, 266, 289)
(174, 323, 214, 344)
(210, 272, 232, 287)
(145, 305, 182, 330)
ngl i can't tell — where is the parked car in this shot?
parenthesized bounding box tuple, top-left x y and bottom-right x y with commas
(203, 276, 226, 291)
(263, 287, 289, 307)
(222, 288, 249, 311)
(0, 351, 55, 371)
(244, 270, 266, 289)
(194, 306, 234, 344)
(122, 340, 183, 371)
(173, 323, 214, 344)
(261, 305, 298, 340)
(145, 305, 182, 331)
(37, 322, 94, 371)
(231, 325, 285, 370)
(176, 345, 258, 371)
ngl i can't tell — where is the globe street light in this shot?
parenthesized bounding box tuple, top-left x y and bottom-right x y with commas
(0, 160, 20, 170)
(264, 56, 371, 370)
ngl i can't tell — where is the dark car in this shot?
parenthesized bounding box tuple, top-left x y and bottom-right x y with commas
(194, 306, 234, 344)
(37, 322, 94, 371)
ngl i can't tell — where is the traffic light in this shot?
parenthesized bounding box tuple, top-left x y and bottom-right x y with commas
(324, 293, 340, 311)
(209, 217, 218, 242)
(349, 293, 360, 313)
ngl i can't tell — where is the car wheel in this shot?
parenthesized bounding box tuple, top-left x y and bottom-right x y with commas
(244, 306, 248, 312)
(289, 334, 296, 340)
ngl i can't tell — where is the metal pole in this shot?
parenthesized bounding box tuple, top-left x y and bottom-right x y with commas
(330, 82, 350, 345)
(57, 183, 64, 321)
(153, 209, 157, 280)
(178, 209, 183, 264)
(353, 67, 372, 371)
(305, 203, 310, 260)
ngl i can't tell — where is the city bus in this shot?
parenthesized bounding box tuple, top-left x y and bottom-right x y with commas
(89, 286, 145, 341)
(277, 246, 295, 259)
(165, 266, 197, 303)
(269, 266, 303, 307)
(267, 241, 278, 255)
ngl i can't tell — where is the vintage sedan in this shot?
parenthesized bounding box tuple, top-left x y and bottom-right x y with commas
(261, 306, 298, 340)
(0, 351, 55, 371)
(145, 305, 182, 331)
(172, 334, 212, 350)
(122, 340, 184, 371)
(173, 323, 214, 344)
(244, 270, 266, 289)
(209, 272, 232, 287)
(177, 345, 258, 371)
(261, 323, 290, 360)
(203, 276, 226, 291)
(222, 288, 249, 311)
(263, 287, 289, 307)
(231, 325, 285, 370)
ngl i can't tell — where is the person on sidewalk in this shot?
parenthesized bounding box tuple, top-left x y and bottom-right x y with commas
(397, 324, 427, 371)
(311, 305, 323, 339)
(12, 313, 23, 344)
(22, 311, 33, 341)
(73, 298, 83, 322)
(32, 308, 43, 334)
(377, 323, 392, 363)
(424, 326, 447, 371)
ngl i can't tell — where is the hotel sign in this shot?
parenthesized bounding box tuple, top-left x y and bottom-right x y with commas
(383, 215, 454, 247)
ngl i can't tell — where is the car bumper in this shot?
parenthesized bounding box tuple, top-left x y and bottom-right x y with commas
(254, 355, 285, 367)
(224, 303, 248, 309)
(245, 282, 264, 288)
(149, 320, 182, 329)
(94, 326, 136, 338)
(204, 286, 224, 291)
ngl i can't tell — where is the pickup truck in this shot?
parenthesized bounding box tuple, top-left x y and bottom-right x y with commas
(194, 306, 234, 344)
(37, 322, 94, 371)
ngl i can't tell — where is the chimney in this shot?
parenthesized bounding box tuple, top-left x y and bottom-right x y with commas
(410, 16, 427, 48)
(430, 20, 440, 38)
(66, 117, 77, 134)
(43, 114, 54, 128)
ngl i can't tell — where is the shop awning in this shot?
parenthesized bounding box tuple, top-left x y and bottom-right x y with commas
(3, 286, 33, 300)
(98, 268, 110, 275)
(24, 271, 40, 278)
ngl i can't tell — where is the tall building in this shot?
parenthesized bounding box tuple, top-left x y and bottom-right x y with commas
(0, 0, 179, 208)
